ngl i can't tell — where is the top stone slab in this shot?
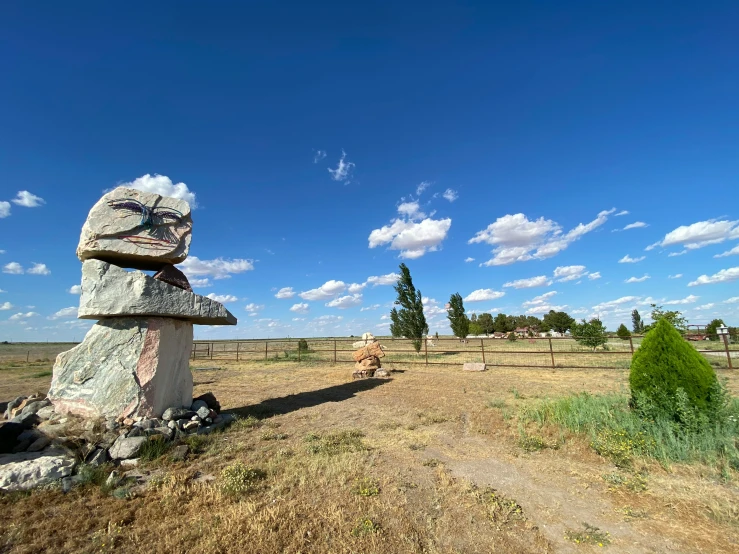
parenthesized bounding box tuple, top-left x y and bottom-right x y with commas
(77, 187, 192, 270)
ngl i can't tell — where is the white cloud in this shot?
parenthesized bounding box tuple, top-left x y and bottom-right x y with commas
(470, 209, 614, 266)
(668, 274, 682, 279)
(369, 218, 452, 259)
(618, 255, 645, 263)
(464, 289, 506, 302)
(48, 307, 78, 320)
(623, 221, 648, 230)
(615, 210, 629, 216)
(347, 283, 366, 293)
(694, 303, 716, 310)
(178, 256, 254, 279)
(525, 304, 567, 315)
(464, 257, 475, 263)
(68, 285, 82, 294)
(290, 303, 310, 314)
(503, 275, 551, 289)
(189, 277, 210, 288)
(592, 296, 641, 312)
(9, 311, 39, 320)
(244, 302, 264, 312)
(12, 191, 45, 208)
(553, 265, 587, 282)
(724, 297, 739, 304)
(397, 201, 426, 220)
(313, 149, 326, 163)
(299, 280, 346, 301)
(120, 174, 197, 207)
(3, 262, 23, 274)
(327, 150, 355, 183)
(360, 304, 380, 311)
(275, 287, 295, 299)
(0, 201, 10, 218)
(326, 294, 363, 309)
(0, 302, 13, 310)
(442, 188, 458, 202)
(624, 275, 650, 283)
(366, 273, 399, 286)
(27, 263, 50, 275)
(522, 291, 558, 307)
(715, 244, 739, 258)
(205, 293, 238, 303)
(588, 272, 601, 280)
(688, 267, 739, 287)
(292, 317, 306, 321)
(668, 250, 687, 257)
(663, 295, 699, 305)
(416, 181, 431, 196)
(571, 308, 589, 314)
(656, 219, 739, 252)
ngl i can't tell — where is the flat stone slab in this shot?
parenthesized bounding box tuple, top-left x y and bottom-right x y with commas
(77, 186, 192, 271)
(78, 260, 236, 325)
(48, 317, 194, 419)
(0, 449, 76, 491)
(463, 363, 487, 372)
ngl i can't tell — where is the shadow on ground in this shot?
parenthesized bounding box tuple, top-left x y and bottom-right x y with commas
(229, 378, 390, 419)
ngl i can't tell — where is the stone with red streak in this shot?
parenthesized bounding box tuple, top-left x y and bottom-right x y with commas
(48, 317, 193, 419)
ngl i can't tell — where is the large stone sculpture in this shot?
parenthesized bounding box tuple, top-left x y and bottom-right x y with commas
(49, 187, 236, 419)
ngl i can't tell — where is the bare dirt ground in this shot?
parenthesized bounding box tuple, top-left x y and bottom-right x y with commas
(1, 360, 738, 553)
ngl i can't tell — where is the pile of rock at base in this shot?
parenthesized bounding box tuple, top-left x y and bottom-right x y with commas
(0, 391, 234, 492)
(352, 339, 389, 379)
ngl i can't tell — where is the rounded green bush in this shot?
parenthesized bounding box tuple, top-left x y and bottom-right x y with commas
(630, 318, 718, 416)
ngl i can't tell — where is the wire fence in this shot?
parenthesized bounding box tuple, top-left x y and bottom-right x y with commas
(192, 333, 738, 370)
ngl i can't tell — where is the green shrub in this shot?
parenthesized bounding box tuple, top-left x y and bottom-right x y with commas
(617, 324, 631, 340)
(298, 339, 309, 352)
(219, 462, 266, 496)
(507, 332, 517, 342)
(629, 318, 719, 421)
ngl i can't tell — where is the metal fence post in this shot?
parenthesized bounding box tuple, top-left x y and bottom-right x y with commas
(424, 337, 428, 366)
(480, 338, 486, 365)
(236, 342, 240, 362)
(548, 338, 555, 369)
(333, 340, 337, 364)
(265, 341, 268, 360)
(298, 340, 301, 363)
(723, 334, 733, 369)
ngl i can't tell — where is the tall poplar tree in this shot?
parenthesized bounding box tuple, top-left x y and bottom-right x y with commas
(389, 263, 428, 352)
(447, 293, 470, 341)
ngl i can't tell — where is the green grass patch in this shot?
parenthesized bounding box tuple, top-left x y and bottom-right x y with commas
(138, 438, 173, 461)
(305, 429, 366, 455)
(24, 370, 52, 379)
(564, 523, 611, 546)
(519, 392, 739, 469)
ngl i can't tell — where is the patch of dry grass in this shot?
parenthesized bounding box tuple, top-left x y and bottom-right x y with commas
(1, 358, 738, 552)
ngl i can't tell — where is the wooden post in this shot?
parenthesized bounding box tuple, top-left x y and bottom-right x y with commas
(210, 343, 213, 360)
(629, 336, 634, 355)
(548, 338, 555, 369)
(723, 334, 733, 369)
(236, 342, 240, 362)
(265, 341, 268, 360)
(26, 351, 29, 363)
(424, 337, 428, 366)
(298, 340, 301, 362)
(480, 338, 486, 365)
(333, 339, 337, 364)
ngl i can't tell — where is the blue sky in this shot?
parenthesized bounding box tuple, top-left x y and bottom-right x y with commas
(1, 1, 738, 341)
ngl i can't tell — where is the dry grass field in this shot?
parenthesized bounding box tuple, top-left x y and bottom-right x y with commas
(1, 354, 739, 553)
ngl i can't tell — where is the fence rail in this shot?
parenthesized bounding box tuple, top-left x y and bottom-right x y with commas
(192, 334, 738, 370)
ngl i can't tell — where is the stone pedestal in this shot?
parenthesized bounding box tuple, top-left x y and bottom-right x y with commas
(49, 317, 193, 419)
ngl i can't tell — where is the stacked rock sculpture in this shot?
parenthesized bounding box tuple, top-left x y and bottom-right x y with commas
(48, 187, 236, 419)
(352, 340, 389, 379)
